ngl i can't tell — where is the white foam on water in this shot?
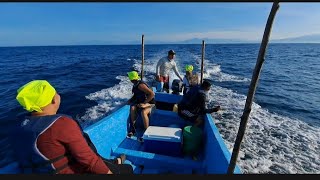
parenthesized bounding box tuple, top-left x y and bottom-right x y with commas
(79, 75, 133, 126)
(209, 85, 320, 174)
(80, 52, 167, 125)
(202, 61, 251, 82)
(189, 54, 250, 82)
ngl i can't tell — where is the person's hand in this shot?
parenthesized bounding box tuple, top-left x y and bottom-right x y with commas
(137, 103, 142, 108)
(214, 106, 221, 112)
(138, 103, 151, 109)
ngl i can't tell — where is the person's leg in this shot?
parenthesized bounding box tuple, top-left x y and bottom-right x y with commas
(157, 76, 166, 92)
(163, 76, 170, 93)
(130, 105, 137, 123)
(128, 105, 138, 136)
(101, 154, 126, 165)
(141, 107, 151, 129)
(178, 108, 199, 126)
(164, 82, 169, 93)
(156, 81, 164, 92)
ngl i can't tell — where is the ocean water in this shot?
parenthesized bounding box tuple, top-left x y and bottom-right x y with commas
(0, 43, 319, 174)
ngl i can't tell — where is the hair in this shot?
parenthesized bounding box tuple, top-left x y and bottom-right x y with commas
(168, 50, 175, 56)
(201, 80, 212, 89)
(186, 71, 193, 82)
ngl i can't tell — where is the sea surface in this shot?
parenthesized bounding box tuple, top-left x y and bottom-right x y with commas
(0, 43, 319, 174)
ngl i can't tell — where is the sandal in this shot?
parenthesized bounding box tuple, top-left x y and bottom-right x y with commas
(138, 137, 144, 143)
(127, 132, 135, 138)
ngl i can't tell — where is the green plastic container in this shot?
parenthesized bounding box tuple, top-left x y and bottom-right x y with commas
(182, 126, 203, 155)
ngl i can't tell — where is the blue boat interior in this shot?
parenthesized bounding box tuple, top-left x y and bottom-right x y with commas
(82, 88, 241, 174)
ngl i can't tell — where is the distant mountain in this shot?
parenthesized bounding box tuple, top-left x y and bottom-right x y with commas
(271, 34, 320, 43)
(175, 35, 320, 44)
(177, 38, 256, 44)
(27, 34, 320, 47)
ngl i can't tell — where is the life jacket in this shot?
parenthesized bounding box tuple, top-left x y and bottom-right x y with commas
(12, 114, 75, 174)
(132, 80, 155, 104)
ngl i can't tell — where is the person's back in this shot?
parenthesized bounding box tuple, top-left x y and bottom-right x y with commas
(13, 114, 108, 174)
(13, 80, 133, 174)
(182, 65, 200, 95)
(131, 79, 155, 104)
(179, 85, 203, 114)
(178, 80, 220, 127)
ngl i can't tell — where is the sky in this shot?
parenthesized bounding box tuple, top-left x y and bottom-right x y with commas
(0, 2, 320, 46)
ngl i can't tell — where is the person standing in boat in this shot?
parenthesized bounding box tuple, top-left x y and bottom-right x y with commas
(182, 64, 200, 95)
(127, 71, 155, 137)
(155, 49, 183, 93)
(13, 80, 133, 174)
(178, 80, 220, 127)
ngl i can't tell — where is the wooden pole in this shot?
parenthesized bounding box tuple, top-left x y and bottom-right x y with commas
(200, 40, 205, 83)
(141, 34, 145, 79)
(227, 1, 280, 174)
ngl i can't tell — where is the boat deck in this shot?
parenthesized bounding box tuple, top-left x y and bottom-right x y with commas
(110, 109, 206, 174)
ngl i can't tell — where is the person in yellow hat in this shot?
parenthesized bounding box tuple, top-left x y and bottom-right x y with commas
(14, 80, 133, 174)
(182, 64, 200, 95)
(127, 71, 155, 140)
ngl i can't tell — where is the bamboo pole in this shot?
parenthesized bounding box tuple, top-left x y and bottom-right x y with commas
(141, 34, 145, 79)
(200, 40, 205, 83)
(227, 1, 280, 174)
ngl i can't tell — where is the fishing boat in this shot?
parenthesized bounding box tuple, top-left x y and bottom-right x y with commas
(0, 85, 241, 174)
(81, 87, 242, 174)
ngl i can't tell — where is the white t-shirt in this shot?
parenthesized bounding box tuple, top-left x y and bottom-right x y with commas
(156, 56, 182, 80)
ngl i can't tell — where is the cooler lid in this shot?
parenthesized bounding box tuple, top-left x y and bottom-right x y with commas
(142, 126, 182, 143)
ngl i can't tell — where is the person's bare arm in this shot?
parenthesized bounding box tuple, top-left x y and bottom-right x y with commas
(155, 59, 162, 81)
(173, 63, 183, 81)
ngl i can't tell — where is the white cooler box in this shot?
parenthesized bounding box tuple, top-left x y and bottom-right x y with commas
(142, 126, 183, 157)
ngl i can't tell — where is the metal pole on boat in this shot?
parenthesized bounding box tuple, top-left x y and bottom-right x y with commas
(200, 40, 205, 83)
(141, 34, 145, 80)
(227, 1, 280, 174)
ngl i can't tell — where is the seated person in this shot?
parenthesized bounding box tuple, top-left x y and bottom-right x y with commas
(182, 64, 200, 95)
(178, 80, 220, 127)
(14, 80, 133, 174)
(127, 71, 155, 137)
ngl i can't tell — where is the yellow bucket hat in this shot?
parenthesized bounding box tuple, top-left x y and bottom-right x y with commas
(127, 71, 140, 81)
(16, 80, 56, 112)
(185, 65, 193, 72)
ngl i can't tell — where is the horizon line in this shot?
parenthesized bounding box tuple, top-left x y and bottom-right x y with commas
(2, 42, 320, 48)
